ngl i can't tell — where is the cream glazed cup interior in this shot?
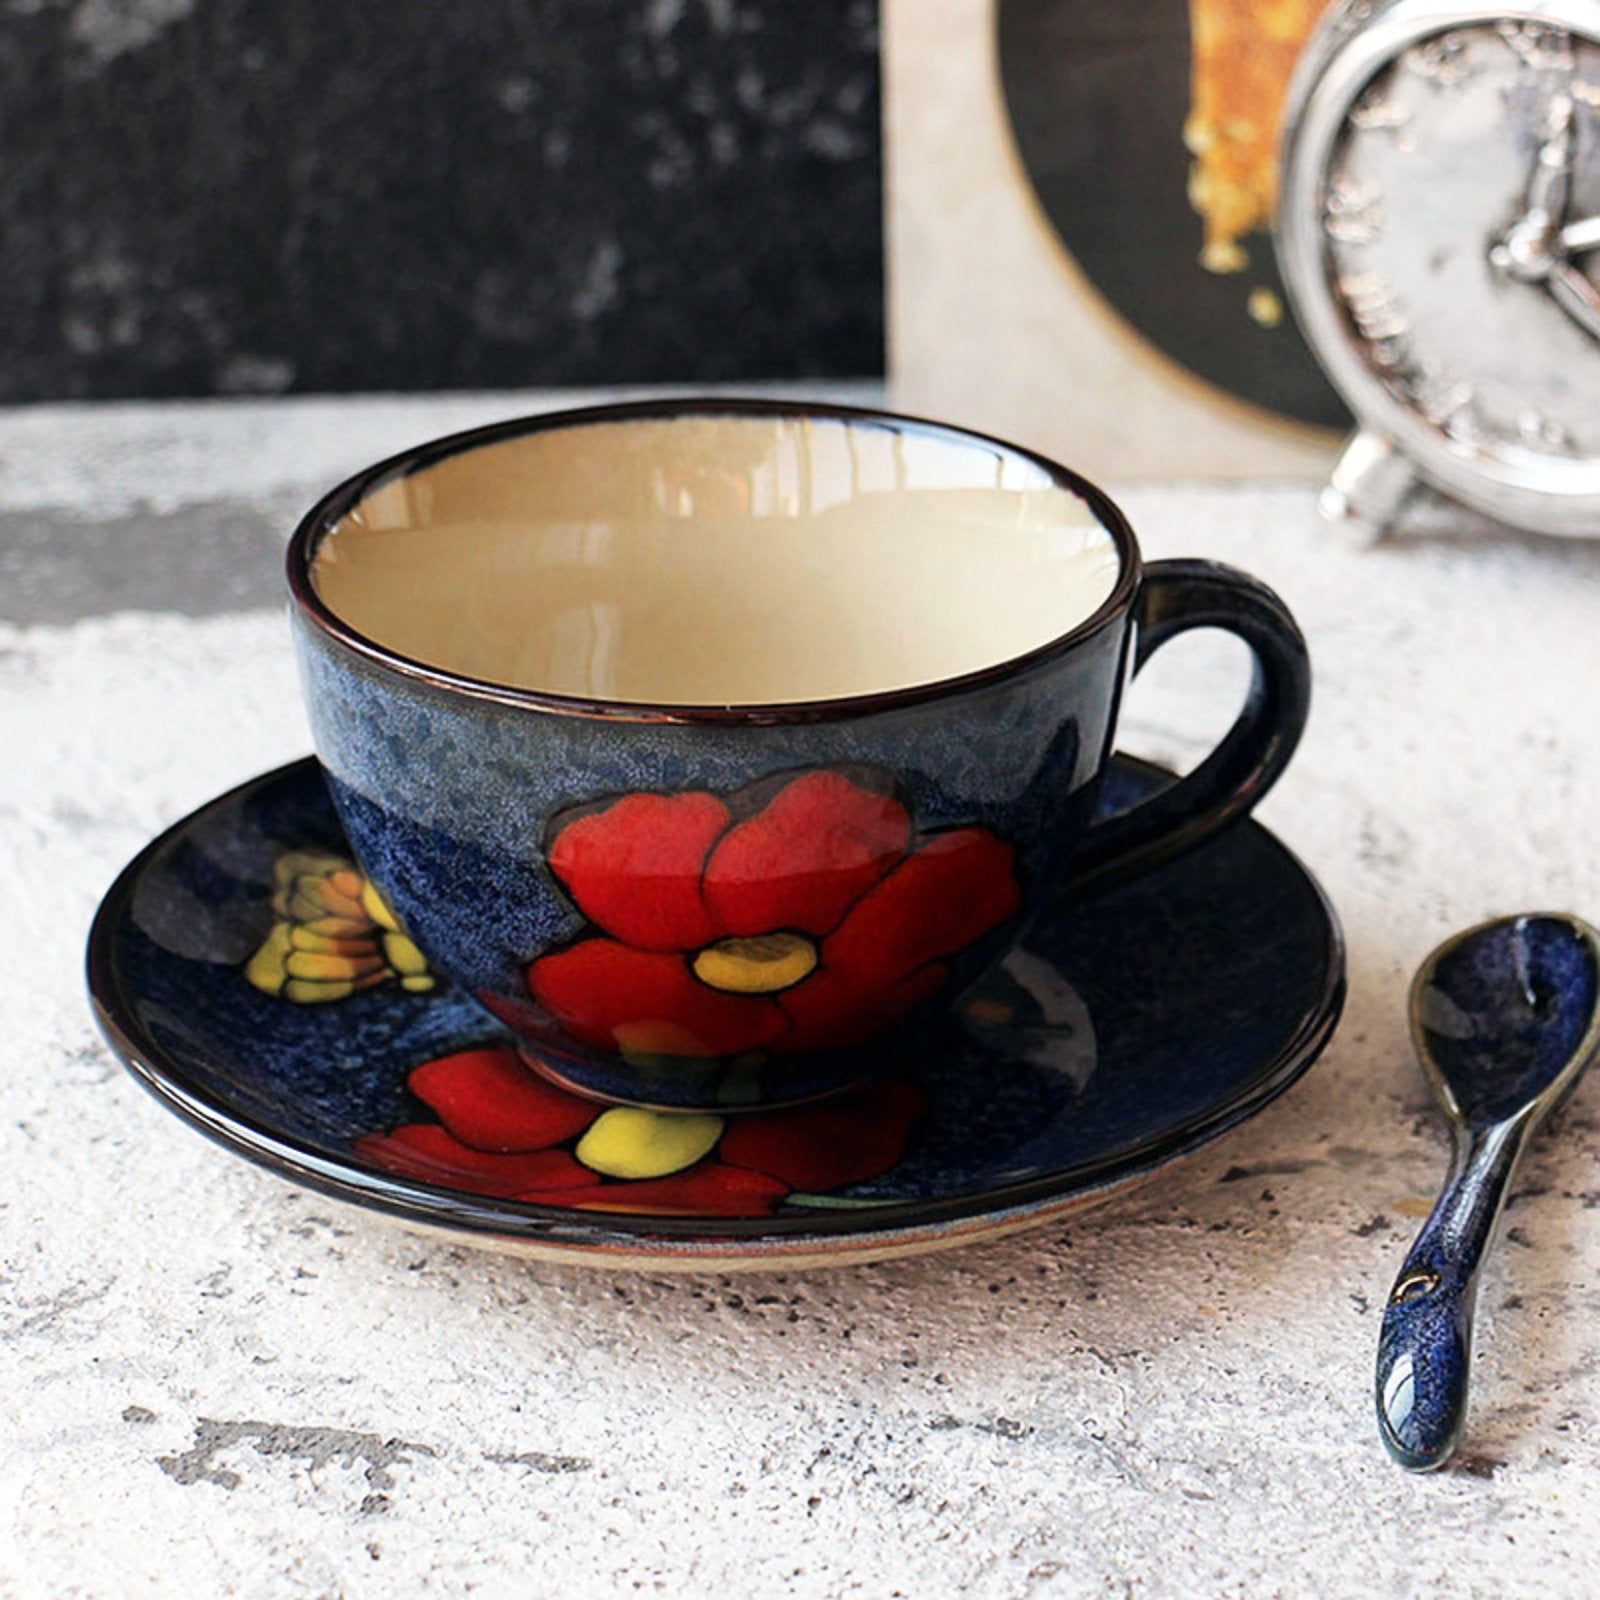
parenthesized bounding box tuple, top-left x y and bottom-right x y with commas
(307, 406, 1126, 709)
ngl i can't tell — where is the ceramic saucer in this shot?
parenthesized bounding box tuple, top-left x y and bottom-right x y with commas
(87, 756, 1344, 1270)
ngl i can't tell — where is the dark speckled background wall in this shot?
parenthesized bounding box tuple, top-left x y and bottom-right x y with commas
(0, 0, 882, 400)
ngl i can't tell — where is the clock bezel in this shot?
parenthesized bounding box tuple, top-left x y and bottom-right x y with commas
(1277, 0, 1600, 535)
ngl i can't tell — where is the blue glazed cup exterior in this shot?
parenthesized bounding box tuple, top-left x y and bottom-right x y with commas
(286, 400, 1310, 1111)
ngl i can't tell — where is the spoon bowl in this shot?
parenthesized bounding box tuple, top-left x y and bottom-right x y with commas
(1376, 913, 1600, 1471)
(1412, 913, 1600, 1131)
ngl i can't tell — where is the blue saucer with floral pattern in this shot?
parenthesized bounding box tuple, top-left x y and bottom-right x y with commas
(87, 756, 1344, 1269)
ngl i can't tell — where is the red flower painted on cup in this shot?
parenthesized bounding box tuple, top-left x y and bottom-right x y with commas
(524, 770, 1023, 1063)
(354, 1045, 927, 1218)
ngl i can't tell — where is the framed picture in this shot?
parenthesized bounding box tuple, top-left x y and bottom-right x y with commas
(885, 0, 1344, 479)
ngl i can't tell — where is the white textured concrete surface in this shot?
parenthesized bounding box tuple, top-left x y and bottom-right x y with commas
(5, 394, 1600, 1598)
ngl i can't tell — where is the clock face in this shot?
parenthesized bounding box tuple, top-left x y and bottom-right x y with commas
(1321, 21, 1600, 479)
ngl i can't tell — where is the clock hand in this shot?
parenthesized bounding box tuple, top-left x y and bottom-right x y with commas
(1559, 215, 1600, 254)
(1522, 91, 1574, 233)
(1487, 92, 1600, 339)
(1489, 93, 1575, 281)
(1548, 262, 1600, 341)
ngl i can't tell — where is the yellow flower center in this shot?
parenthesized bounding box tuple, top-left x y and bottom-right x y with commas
(575, 1107, 725, 1179)
(691, 932, 819, 995)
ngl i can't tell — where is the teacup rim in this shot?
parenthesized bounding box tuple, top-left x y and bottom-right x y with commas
(285, 395, 1142, 725)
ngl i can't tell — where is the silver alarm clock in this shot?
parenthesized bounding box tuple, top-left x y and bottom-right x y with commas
(1276, 0, 1600, 537)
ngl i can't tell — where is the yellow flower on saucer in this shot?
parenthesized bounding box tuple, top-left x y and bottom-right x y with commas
(574, 1108, 725, 1180)
(245, 850, 434, 1004)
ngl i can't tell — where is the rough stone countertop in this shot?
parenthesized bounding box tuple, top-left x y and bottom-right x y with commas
(6, 388, 1600, 1598)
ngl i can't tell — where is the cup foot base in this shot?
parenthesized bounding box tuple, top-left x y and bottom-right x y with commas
(512, 1043, 879, 1117)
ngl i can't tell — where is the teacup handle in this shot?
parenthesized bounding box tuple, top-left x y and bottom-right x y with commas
(1066, 559, 1311, 900)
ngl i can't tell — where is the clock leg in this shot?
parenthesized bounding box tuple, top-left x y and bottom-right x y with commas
(1319, 429, 1418, 544)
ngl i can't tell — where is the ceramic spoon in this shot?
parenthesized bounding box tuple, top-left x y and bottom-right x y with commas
(1376, 912, 1600, 1472)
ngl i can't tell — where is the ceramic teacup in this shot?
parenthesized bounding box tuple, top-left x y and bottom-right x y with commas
(286, 399, 1310, 1111)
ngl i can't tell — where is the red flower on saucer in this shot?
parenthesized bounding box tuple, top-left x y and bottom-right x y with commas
(354, 1045, 927, 1217)
(524, 769, 1022, 1063)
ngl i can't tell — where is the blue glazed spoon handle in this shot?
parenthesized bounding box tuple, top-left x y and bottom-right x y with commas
(1375, 1116, 1532, 1470)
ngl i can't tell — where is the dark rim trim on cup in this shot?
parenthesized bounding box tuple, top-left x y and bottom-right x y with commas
(285, 396, 1144, 726)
